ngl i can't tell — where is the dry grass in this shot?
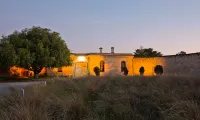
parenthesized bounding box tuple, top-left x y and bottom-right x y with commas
(0, 76, 200, 120)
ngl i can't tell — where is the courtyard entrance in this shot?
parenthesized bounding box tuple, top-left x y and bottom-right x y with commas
(73, 62, 88, 77)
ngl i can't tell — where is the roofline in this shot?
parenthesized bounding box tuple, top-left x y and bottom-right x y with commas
(134, 52, 200, 58)
(71, 52, 133, 56)
(161, 52, 200, 57)
(71, 52, 200, 57)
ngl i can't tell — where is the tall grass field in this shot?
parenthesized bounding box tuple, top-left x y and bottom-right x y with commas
(0, 76, 200, 120)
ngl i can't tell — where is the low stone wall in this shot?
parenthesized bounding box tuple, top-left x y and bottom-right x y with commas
(164, 53, 200, 76)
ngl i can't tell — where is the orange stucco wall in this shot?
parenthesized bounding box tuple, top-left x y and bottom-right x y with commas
(9, 55, 163, 78)
(132, 57, 165, 76)
(88, 55, 105, 76)
(8, 54, 136, 78)
(87, 55, 134, 76)
(72, 55, 134, 76)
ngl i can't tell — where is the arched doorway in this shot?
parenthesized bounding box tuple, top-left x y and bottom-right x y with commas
(74, 62, 88, 77)
(121, 61, 126, 72)
(121, 61, 128, 75)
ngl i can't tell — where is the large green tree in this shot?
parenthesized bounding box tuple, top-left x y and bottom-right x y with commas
(133, 46, 163, 57)
(0, 26, 71, 78)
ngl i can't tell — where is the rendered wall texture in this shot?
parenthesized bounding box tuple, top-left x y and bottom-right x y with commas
(133, 53, 200, 76)
(69, 55, 133, 77)
(132, 57, 165, 76)
(45, 54, 134, 77)
(164, 54, 200, 76)
(87, 55, 104, 76)
(102, 56, 133, 76)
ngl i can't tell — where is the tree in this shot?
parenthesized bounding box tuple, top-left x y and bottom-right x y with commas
(123, 67, 128, 76)
(139, 66, 145, 76)
(154, 65, 163, 75)
(176, 51, 186, 55)
(0, 26, 71, 79)
(93, 66, 100, 76)
(133, 46, 163, 57)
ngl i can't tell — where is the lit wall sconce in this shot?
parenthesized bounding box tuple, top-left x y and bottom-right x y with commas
(77, 56, 86, 62)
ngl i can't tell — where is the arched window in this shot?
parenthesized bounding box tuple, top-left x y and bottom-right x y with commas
(121, 61, 126, 72)
(100, 60, 105, 72)
(154, 65, 163, 75)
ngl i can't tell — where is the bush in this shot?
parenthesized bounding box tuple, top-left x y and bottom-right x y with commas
(154, 65, 163, 75)
(93, 66, 100, 76)
(139, 66, 145, 75)
(123, 67, 128, 75)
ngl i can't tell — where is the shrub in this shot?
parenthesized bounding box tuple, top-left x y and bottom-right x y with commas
(123, 67, 128, 76)
(154, 65, 163, 75)
(139, 66, 145, 75)
(93, 66, 100, 76)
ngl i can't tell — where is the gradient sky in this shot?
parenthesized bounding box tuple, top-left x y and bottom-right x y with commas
(1, 0, 200, 55)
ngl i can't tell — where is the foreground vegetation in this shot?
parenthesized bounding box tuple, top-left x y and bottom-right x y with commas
(0, 76, 200, 120)
(0, 75, 55, 83)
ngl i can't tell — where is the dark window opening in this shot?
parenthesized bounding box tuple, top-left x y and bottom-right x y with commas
(121, 61, 126, 72)
(100, 60, 105, 72)
(154, 65, 163, 75)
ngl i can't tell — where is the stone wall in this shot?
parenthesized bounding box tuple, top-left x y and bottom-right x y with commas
(103, 56, 123, 76)
(164, 53, 200, 76)
(103, 56, 133, 76)
(132, 53, 200, 76)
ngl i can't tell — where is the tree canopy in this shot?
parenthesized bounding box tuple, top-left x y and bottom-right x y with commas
(133, 46, 163, 57)
(176, 51, 186, 55)
(0, 26, 71, 78)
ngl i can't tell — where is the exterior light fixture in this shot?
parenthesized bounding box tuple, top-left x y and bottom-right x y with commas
(77, 56, 86, 62)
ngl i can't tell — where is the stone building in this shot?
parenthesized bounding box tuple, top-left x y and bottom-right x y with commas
(44, 47, 134, 77)
(6, 47, 200, 78)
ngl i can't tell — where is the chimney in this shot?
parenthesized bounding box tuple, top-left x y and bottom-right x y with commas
(111, 47, 114, 53)
(99, 47, 103, 53)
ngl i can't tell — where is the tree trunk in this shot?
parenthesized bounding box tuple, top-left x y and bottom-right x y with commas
(34, 73, 38, 79)
(33, 66, 43, 79)
(34, 70, 38, 79)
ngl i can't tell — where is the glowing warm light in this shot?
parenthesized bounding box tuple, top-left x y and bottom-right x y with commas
(9, 66, 34, 78)
(77, 56, 86, 62)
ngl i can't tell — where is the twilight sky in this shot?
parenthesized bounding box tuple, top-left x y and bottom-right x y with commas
(0, 0, 200, 55)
